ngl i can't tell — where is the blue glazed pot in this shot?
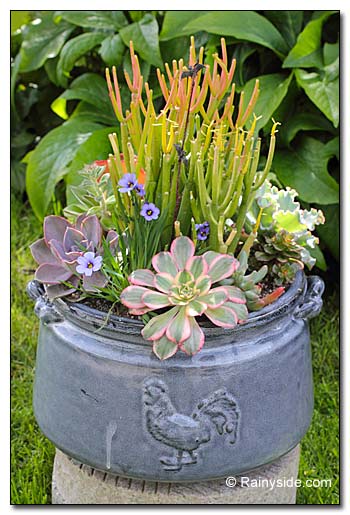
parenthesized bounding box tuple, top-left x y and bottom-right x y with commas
(27, 271, 324, 482)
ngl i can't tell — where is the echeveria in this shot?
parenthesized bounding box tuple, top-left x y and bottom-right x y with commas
(120, 236, 247, 360)
(30, 214, 117, 299)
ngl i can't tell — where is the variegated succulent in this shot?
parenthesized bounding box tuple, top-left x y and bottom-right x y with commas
(247, 180, 325, 270)
(30, 214, 118, 299)
(120, 236, 247, 360)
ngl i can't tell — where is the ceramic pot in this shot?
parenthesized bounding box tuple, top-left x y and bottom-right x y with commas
(27, 271, 324, 482)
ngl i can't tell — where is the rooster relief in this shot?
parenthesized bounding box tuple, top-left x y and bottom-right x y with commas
(143, 378, 240, 471)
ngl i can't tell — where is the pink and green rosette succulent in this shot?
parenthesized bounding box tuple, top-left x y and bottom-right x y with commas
(121, 236, 248, 360)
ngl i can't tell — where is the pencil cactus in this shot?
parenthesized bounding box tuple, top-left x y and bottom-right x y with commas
(121, 236, 247, 359)
(105, 37, 279, 251)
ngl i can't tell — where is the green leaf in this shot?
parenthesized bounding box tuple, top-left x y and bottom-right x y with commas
(56, 32, 107, 87)
(11, 11, 32, 33)
(241, 73, 293, 131)
(119, 13, 163, 69)
(58, 11, 127, 31)
(44, 56, 60, 86)
(160, 11, 288, 58)
(281, 112, 336, 146)
(295, 60, 339, 127)
(65, 126, 118, 200)
(273, 136, 339, 205)
(26, 119, 104, 219)
(324, 136, 339, 161)
(160, 11, 210, 40)
(323, 41, 339, 66)
(19, 15, 74, 72)
(309, 245, 327, 272)
(263, 11, 303, 49)
(283, 12, 334, 68)
(51, 73, 115, 125)
(316, 204, 339, 261)
(99, 34, 125, 67)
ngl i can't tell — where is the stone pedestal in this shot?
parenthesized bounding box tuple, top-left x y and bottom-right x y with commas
(52, 445, 300, 505)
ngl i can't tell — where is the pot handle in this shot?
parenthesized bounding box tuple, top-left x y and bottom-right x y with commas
(27, 280, 64, 325)
(293, 275, 325, 321)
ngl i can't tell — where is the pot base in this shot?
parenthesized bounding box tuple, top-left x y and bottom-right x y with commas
(52, 445, 300, 505)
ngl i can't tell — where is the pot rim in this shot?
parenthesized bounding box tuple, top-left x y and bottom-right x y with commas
(52, 270, 307, 339)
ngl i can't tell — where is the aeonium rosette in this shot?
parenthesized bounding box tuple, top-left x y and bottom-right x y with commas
(120, 236, 248, 360)
(30, 214, 118, 299)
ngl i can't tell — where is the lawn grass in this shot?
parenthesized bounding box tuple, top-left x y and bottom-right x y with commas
(11, 195, 339, 505)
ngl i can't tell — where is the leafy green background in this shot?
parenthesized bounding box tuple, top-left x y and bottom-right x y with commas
(11, 10, 339, 274)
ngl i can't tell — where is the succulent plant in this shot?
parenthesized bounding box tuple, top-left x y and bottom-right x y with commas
(30, 214, 118, 299)
(64, 165, 115, 230)
(224, 251, 285, 311)
(271, 262, 301, 287)
(105, 37, 279, 252)
(254, 230, 306, 286)
(247, 180, 325, 270)
(120, 236, 248, 360)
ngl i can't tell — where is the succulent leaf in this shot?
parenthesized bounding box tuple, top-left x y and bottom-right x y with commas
(83, 271, 108, 291)
(142, 291, 172, 309)
(199, 287, 228, 308)
(154, 273, 174, 293)
(207, 254, 239, 283)
(30, 238, 59, 265)
(35, 263, 73, 284)
(166, 307, 191, 343)
(153, 337, 179, 360)
(152, 251, 178, 276)
(142, 306, 180, 341)
(205, 304, 238, 328)
(43, 215, 72, 244)
(129, 269, 155, 287)
(120, 285, 150, 309)
(185, 256, 209, 279)
(80, 215, 103, 248)
(179, 318, 205, 356)
(170, 236, 195, 271)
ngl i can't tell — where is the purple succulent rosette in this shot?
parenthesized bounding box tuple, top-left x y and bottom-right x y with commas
(121, 236, 247, 360)
(30, 214, 118, 299)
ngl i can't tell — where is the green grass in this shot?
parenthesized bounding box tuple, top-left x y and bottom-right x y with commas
(11, 196, 339, 505)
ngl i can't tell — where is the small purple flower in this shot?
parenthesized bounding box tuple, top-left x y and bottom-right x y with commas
(195, 221, 210, 241)
(76, 252, 103, 277)
(118, 173, 138, 193)
(134, 183, 146, 197)
(140, 202, 160, 221)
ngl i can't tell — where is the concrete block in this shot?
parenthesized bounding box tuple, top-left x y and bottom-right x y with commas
(52, 445, 300, 505)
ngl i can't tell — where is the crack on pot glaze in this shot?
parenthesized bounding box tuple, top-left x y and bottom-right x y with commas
(80, 389, 99, 403)
(143, 378, 240, 472)
(106, 420, 118, 469)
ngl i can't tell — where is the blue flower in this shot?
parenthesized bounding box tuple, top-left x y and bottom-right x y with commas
(76, 252, 103, 277)
(118, 173, 138, 193)
(134, 183, 146, 197)
(195, 221, 210, 241)
(140, 202, 160, 221)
